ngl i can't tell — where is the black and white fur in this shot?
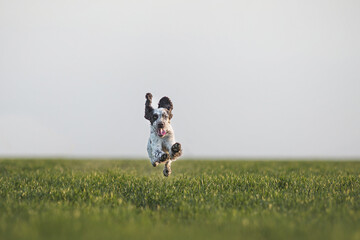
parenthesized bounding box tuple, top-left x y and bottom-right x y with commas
(144, 93, 182, 177)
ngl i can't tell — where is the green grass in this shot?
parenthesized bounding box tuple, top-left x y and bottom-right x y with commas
(0, 159, 360, 240)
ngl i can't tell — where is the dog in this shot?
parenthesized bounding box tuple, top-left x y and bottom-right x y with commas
(144, 93, 182, 177)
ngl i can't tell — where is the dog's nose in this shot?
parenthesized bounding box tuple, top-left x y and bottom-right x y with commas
(158, 123, 164, 128)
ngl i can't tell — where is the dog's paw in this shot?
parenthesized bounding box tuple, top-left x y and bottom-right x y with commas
(163, 167, 171, 177)
(159, 153, 169, 162)
(171, 142, 181, 153)
(152, 161, 159, 167)
(171, 143, 182, 159)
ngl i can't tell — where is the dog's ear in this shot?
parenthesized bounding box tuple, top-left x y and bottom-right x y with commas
(158, 96, 173, 119)
(144, 93, 154, 121)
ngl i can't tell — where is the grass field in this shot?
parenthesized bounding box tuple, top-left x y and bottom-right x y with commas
(0, 159, 359, 240)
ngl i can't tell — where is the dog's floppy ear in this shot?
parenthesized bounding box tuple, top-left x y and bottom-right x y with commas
(158, 96, 173, 119)
(144, 93, 154, 121)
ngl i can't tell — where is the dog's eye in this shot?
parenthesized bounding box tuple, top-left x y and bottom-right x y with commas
(153, 114, 158, 120)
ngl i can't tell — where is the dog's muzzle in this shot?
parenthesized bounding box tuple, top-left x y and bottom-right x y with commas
(157, 123, 166, 137)
(157, 128, 166, 137)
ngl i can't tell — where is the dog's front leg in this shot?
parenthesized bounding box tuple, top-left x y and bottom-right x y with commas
(151, 149, 169, 167)
(148, 137, 169, 167)
(165, 141, 182, 160)
(163, 135, 182, 160)
(170, 142, 182, 160)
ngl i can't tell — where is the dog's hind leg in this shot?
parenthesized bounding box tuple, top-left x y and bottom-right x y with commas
(163, 160, 172, 177)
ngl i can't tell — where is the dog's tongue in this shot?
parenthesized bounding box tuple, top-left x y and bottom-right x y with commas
(158, 129, 166, 136)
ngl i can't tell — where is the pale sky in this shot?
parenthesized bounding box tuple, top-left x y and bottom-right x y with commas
(0, 0, 359, 158)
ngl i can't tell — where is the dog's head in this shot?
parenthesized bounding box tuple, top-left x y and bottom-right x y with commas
(144, 93, 173, 138)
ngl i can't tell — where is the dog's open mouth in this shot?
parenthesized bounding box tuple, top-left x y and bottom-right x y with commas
(157, 128, 166, 137)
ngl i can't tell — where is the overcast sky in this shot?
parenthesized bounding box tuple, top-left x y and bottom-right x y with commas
(0, 0, 359, 158)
